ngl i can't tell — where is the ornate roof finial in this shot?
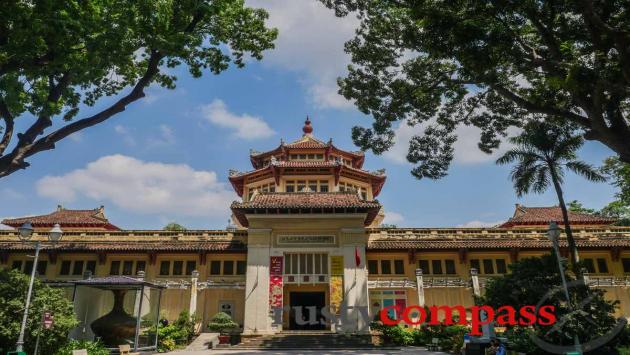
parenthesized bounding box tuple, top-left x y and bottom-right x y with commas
(303, 115, 313, 136)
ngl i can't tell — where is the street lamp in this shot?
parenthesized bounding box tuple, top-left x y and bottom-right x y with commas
(14, 223, 63, 353)
(547, 222, 581, 354)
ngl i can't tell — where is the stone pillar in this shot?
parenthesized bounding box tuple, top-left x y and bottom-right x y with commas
(470, 268, 481, 297)
(415, 268, 425, 307)
(340, 228, 369, 334)
(243, 228, 273, 335)
(189, 270, 199, 319)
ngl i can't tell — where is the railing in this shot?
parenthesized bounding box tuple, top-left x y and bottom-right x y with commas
(368, 278, 417, 289)
(586, 276, 630, 287)
(423, 277, 468, 288)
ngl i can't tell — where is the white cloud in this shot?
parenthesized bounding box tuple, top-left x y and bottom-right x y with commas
(0, 223, 14, 230)
(383, 119, 518, 165)
(200, 99, 275, 140)
(1, 188, 24, 200)
(36, 155, 235, 217)
(247, 0, 357, 109)
(114, 124, 137, 146)
(68, 132, 83, 142)
(383, 211, 404, 225)
(457, 220, 504, 228)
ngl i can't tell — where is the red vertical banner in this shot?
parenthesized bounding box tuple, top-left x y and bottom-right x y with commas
(269, 256, 283, 308)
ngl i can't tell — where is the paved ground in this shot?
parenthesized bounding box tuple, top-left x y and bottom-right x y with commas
(169, 347, 447, 355)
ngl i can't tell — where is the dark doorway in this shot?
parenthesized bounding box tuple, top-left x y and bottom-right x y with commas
(288, 291, 326, 330)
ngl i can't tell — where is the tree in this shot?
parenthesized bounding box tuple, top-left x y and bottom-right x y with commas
(0, 0, 277, 178)
(602, 157, 630, 206)
(567, 200, 597, 215)
(481, 255, 621, 354)
(496, 122, 606, 269)
(0, 269, 78, 354)
(321, 0, 630, 179)
(163, 222, 187, 231)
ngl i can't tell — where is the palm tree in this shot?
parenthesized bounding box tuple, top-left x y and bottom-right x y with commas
(496, 122, 606, 271)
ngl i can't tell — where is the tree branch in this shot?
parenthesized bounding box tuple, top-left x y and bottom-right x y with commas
(491, 84, 590, 126)
(0, 51, 163, 177)
(0, 99, 14, 155)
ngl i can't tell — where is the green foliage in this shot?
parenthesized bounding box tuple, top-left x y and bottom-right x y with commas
(207, 312, 239, 334)
(568, 200, 597, 215)
(0, 0, 277, 178)
(481, 254, 622, 354)
(0, 269, 78, 354)
(57, 339, 109, 355)
(163, 222, 187, 231)
(150, 310, 198, 352)
(602, 157, 630, 206)
(381, 324, 414, 346)
(320, 0, 630, 179)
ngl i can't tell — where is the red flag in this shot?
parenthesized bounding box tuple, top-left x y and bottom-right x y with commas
(355, 246, 361, 267)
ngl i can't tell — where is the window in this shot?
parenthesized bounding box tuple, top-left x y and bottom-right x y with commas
(418, 260, 430, 274)
(236, 261, 247, 275)
(11, 260, 22, 270)
(482, 259, 494, 275)
(380, 260, 392, 274)
(431, 260, 443, 275)
(72, 261, 84, 276)
(583, 258, 608, 274)
(210, 261, 221, 275)
(470, 259, 480, 273)
(368, 260, 378, 274)
(445, 260, 456, 275)
(110, 261, 121, 275)
(623, 258, 630, 273)
(172, 261, 183, 276)
(159, 261, 170, 276)
(136, 261, 146, 274)
(86, 261, 96, 275)
(122, 261, 134, 275)
(496, 259, 507, 274)
(285, 254, 327, 275)
(596, 258, 609, 273)
(338, 181, 367, 200)
(19, 260, 47, 276)
(394, 260, 405, 275)
(223, 261, 234, 275)
(60, 261, 71, 275)
(247, 182, 276, 200)
(186, 261, 196, 276)
(583, 259, 596, 274)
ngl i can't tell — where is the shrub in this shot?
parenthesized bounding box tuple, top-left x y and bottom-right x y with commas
(57, 339, 109, 355)
(207, 312, 239, 334)
(0, 269, 78, 354)
(149, 310, 199, 352)
(381, 325, 414, 346)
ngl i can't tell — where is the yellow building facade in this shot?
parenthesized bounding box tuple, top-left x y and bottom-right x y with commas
(1, 119, 630, 335)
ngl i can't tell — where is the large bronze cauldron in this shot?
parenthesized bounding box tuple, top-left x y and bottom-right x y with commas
(91, 289, 137, 346)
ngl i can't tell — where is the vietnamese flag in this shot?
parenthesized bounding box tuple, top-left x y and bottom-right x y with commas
(355, 246, 361, 267)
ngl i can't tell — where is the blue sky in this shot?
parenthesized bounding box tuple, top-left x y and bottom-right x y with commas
(0, 1, 618, 230)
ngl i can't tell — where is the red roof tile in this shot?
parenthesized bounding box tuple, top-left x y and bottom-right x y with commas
(232, 192, 380, 209)
(2, 206, 120, 230)
(500, 205, 616, 227)
(0, 241, 245, 252)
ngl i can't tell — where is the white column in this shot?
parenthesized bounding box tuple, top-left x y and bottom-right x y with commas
(415, 268, 425, 307)
(189, 270, 199, 318)
(243, 229, 273, 335)
(340, 228, 369, 334)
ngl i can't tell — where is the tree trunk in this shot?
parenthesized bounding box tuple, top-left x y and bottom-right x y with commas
(549, 166, 580, 274)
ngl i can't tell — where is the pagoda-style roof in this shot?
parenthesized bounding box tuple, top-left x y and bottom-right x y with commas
(499, 204, 616, 228)
(2, 205, 120, 230)
(229, 160, 386, 198)
(230, 192, 381, 227)
(249, 117, 365, 169)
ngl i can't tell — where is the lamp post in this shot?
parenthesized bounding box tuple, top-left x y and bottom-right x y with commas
(547, 222, 581, 354)
(14, 222, 63, 353)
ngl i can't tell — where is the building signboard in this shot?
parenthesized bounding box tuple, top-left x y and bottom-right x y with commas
(277, 235, 335, 245)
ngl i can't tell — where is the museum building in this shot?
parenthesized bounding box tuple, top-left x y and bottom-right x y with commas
(1, 118, 630, 336)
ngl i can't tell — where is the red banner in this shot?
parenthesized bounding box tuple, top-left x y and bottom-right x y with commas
(269, 256, 283, 308)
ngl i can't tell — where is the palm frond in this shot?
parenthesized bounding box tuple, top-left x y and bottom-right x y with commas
(532, 164, 550, 194)
(552, 135, 584, 161)
(566, 161, 607, 182)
